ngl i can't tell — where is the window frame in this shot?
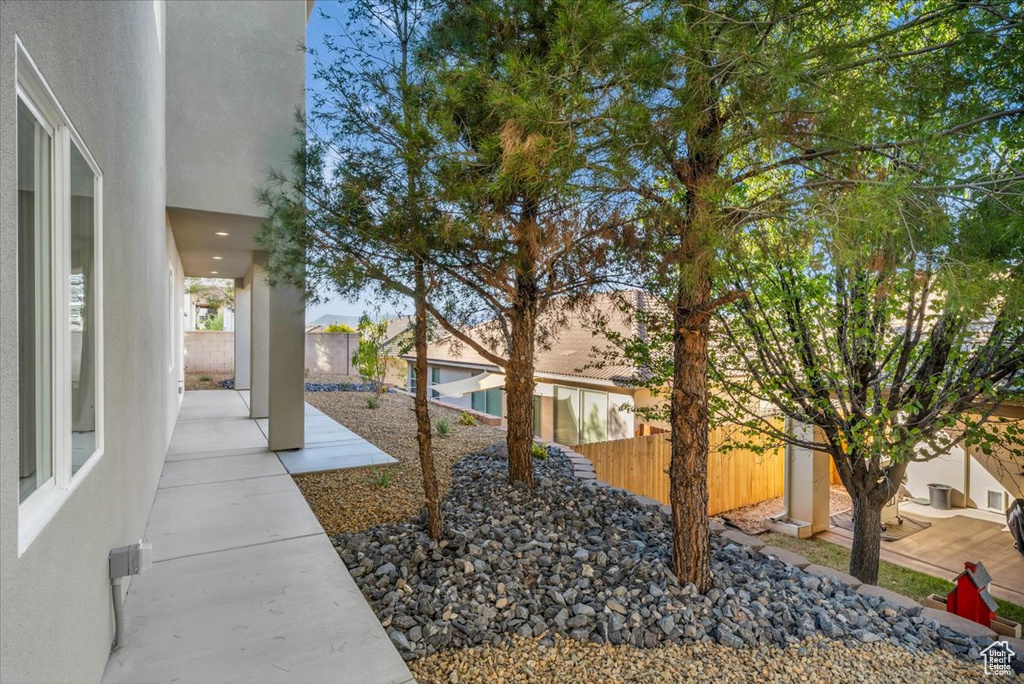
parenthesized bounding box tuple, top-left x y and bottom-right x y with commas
(16, 37, 105, 555)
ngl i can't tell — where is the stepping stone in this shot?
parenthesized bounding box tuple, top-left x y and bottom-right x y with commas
(804, 564, 863, 589)
(920, 606, 997, 640)
(708, 519, 726, 533)
(856, 584, 922, 616)
(719, 529, 765, 551)
(759, 545, 811, 570)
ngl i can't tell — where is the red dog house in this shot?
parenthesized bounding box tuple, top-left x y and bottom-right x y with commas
(947, 561, 999, 627)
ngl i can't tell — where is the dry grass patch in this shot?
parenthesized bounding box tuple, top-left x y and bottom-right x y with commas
(297, 391, 503, 536)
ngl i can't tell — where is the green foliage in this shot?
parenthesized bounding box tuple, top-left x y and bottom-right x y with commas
(367, 467, 395, 489)
(324, 323, 356, 333)
(202, 310, 225, 331)
(435, 418, 451, 437)
(352, 313, 393, 396)
(366, 395, 381, 410)
(531, 442, 548, 460)
(457, 411, 477, 427)
(198, 374, 212, 382)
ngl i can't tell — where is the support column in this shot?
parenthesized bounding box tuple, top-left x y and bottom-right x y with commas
(233, 276, 251, 390)
(787, 420, 832, 534)
(249, 254, 270, 419)
(268, 279, 305, 451)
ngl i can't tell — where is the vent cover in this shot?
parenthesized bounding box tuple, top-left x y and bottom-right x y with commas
(987, 489, 1004, 511)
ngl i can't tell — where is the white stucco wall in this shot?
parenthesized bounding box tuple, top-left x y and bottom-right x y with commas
(904, 444, 968, 508)
(1, 2, 175, 681)
(165, 0, 305, 219)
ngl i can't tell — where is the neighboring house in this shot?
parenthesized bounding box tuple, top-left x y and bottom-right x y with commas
(1, 2, 309, 682)
(401, 292, 664, 445)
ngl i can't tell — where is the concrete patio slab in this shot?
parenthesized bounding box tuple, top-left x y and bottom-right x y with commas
(158, 451, 285, 489)
(167, 417, 268, 458)
(277, 443, 396, 475)
(146, 474, 325, 562)
(103, 535, 412, 684)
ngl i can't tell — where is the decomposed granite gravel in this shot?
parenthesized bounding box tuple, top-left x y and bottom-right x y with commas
(298, 391, 503, 536)
(409, 634, 1019, 684)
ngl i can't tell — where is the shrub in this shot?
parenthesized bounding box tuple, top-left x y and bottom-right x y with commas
(531, 442, 548, 460)
(366, 395, 381, 409)
(367, 467, 394, 489)
(457, 412, 477, 426)
(199, 374, 212, 382)
(436, 418, 451, 436)
(324, 323, 356, 333)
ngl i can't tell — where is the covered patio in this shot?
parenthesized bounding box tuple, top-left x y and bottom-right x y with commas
(102, 390, 412, 684)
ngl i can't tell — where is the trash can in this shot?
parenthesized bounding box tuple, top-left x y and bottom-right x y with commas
(928, 483, 953, 510)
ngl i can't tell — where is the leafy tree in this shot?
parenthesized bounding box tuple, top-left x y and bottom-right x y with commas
(600, 0, 1022, 590)
(257, 0, 446, 538)
(421, 0, 628, 485)
(712, 186, 1023, 584)
(352, 313, 392, 397)
(323, 323, 356, 333)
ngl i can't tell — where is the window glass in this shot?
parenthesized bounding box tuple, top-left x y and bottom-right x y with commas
(484, 387, 502, 417)
(471, 389, 486, 413)
(70, 143, 98, 473)
(430, 367, 440, 398)
(553, 386, 579, 445)
(580, 390, 608, 444)
(18, 99, 54, 503)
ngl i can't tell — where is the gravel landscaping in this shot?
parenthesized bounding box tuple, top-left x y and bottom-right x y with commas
(184, 371, 232, 390)
(410, 634, 1015, 683)
(297, 391, 503, 536)
(335, 445, 1020, 677)
(715, 486, 852, 536)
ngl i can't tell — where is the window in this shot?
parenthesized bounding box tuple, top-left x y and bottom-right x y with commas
(17, 38, 104, 553)
(430, 367, 440, 399)
(408, 362, 417, 392)
(471, 388, 502, 417)
(553, 386, 609, 445)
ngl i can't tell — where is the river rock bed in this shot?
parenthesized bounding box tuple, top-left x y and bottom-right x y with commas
(335, 446, 1012, 672)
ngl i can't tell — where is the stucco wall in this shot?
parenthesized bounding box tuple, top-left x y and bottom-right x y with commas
(165, 0, 305, 218)
(0, 2, 174, 682)
(306, 332, 356, 376)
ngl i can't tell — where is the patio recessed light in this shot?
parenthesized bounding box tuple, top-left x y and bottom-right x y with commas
(215, 231, 229, 236)
(212, 256, 223, 260)
(210, 271, 219, 275)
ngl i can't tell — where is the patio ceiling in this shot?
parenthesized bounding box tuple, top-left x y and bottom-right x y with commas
(168, 207, 264, 279)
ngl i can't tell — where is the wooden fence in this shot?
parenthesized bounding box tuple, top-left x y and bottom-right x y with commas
(572, 421, 786, 515)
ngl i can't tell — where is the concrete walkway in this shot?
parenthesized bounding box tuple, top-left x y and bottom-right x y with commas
(103, 390, 412, 684)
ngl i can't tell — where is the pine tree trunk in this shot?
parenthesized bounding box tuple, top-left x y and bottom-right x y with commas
(669, 280, 712, 592)
(414, 258, 443, 539)
(849, 494, 883, 584)
(505, 301, 536, 486)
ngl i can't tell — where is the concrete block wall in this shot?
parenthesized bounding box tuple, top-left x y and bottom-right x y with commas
(185, 331, 359, 375)
(184, 331, 235, 373)
(305, 332, 356, 376)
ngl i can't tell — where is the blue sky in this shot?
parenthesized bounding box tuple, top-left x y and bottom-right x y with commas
(302, 2, 408, 322)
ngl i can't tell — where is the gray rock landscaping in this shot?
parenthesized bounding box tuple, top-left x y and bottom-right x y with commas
(334, 446, 1015, 672)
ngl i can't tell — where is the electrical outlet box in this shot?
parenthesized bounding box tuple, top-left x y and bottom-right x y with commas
(109, 540, 153, 579)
